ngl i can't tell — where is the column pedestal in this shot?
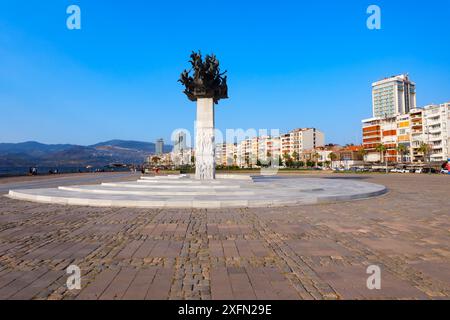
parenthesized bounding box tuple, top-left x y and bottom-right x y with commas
(195, 98, 216, 180)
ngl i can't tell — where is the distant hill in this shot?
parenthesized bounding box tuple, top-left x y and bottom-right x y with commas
(90, 140, 172, 154)
(0, 141, 75, 157)
(0, 140, 173, 167)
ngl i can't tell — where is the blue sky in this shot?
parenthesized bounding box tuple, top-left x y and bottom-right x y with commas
(1, 0, 449, 146)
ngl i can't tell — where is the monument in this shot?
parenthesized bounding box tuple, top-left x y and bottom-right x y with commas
(6, 54, 388, 209)
(179, 51, 228, 180)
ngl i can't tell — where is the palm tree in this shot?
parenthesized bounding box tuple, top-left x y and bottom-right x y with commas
(151, 156, 161, 165)
(282, 153, 292, 168)
(375, 144, 388, 173)
(329, 152, 338, 161)
(358, 148, 368, 160)
(417, 142, 431, 163)
(396, 144, 408, 164)
(312, 152, 320, 166)
(328, 153, 338, 170)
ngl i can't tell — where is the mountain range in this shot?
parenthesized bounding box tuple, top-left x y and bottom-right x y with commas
(0, 140, 173, 167)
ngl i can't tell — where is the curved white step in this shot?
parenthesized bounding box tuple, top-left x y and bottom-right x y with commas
(58, 186, 254, 196)
(7, 176, 388, 209)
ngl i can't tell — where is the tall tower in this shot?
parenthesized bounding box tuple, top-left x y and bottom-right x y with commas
(372, 74, 416, 118)
(155, 138, 164, 155)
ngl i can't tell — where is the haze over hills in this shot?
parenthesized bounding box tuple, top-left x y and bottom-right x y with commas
(0, 140, 173, 167)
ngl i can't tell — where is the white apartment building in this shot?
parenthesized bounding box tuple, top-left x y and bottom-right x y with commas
(396, 113, 412, 162)
(215, 143, 237, 166)
(362, 102, 450, 163)
(423, 103, 449, 162)
(258, 136, 281, 165)
(237, 138, 253, 167)
(409, 108, 426, 162)
(372, 74, 416, 118)
(236, 142, 245, 167)
(281, 128, 325, 158)
(229, 128, 325, 168)
(281, 133, 291, 156)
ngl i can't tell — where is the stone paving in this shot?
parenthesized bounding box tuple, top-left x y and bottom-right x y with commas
(0, 173, 449, 300)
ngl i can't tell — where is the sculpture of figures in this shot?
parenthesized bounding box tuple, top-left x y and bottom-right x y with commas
(179, 51, 229, 104)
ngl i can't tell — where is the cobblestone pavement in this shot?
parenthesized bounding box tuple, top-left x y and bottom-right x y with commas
(0, 173, 449, 300)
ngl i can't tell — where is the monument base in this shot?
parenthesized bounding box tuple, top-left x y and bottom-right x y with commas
(195, 98, 215, 180)
(7, 175, 388, 209)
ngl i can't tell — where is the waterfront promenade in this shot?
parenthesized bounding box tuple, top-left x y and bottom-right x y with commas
(0, 173, 449, 300)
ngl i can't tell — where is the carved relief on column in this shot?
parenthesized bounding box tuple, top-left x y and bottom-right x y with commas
(195, 98, 216, 180)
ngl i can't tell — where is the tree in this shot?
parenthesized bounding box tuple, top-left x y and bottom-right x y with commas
(396, 144, 408, 163)
(282, 153, 294, 168)
(292, 151, 299, 161)
(329, 153, 338, 161)
(282, 153, 290, 166)
(151, 156, 161, 165)
(245, 156, 250, 168)
(417, 142, 431, 163)
(358, 148, 368, 161)
(312, 152, 320, 166)
(233, 154, 237, 166)
(375, 144, 387, 162)
(375, 144, 388, 173)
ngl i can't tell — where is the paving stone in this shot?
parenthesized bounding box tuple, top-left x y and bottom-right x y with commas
(0, 173, 449, 299)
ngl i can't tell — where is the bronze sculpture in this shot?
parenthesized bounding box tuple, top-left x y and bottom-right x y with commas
(179, 51, 228, 104)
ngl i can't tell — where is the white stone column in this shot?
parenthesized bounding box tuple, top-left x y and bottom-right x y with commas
(195, 98, 216, 180)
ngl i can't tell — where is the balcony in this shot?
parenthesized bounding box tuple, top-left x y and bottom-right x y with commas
(427, 128, 442, 135)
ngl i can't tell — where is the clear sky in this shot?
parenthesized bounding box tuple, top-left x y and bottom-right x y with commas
(1, 0, 449, 146)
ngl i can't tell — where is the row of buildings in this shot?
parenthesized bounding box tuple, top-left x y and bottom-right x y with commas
(151, 128, 328, 168)
(151, 74, 448, 169)
(215, 128, 325, 167)
(165, 129, 365, 170)
(363, 74, 449, 163)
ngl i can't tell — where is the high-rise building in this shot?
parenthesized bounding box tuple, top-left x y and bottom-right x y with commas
(155, 138, 164, 155)
(372, 74, 416, 118)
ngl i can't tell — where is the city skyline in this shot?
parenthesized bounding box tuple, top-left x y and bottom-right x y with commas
(1, 1, 450, 146)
